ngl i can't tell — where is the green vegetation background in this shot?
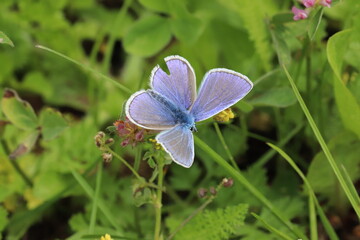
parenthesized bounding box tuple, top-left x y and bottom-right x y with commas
(1, 0, 360, 239)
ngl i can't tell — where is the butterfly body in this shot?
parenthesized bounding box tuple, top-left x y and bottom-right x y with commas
(147, 90, 195, 130)
(126, 56, 253, 168)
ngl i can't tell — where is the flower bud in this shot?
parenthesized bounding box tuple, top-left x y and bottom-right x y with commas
(223, 178, 234, 188)
(198, 188, 207, 198)
(102, 153, 113, 162)
(209, 186, 217, 196)
(105, 138, 114, 145)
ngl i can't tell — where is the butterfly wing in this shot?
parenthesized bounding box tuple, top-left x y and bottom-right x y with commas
(156, 125, 194, 168)
(126, 90, 178, 130)
(150, 55, 196, 110)
(190, 68, 253, 122)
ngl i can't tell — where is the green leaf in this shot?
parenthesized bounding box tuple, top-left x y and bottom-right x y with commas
(170, 16, 204, 44)
(167, 204, 248, 240)
(251, 213, 293, 240)
(0, 206, 8, 232)
(1, 89, 38, 130)
(138, 0, 169, 13)
(327, 29, 360, 138)
(249, 87, 296, 107)
(308, 8, 324, 40)
(9, 131, 39, 160)
(282, 65, 360, 218)
(327, 29, 351, 80)
(307, 132, 360, 200)
(0, 31, 14, 47)
(21, 71, 53, 99)
(270, 14, 292, 66)
(69, 213, 88, 232)
(39, 108, 68, 141)
(123, 15, 172, 57)
(218, 0, 277, 71)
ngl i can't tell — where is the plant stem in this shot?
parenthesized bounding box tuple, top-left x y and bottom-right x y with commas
(89, 161, 103, 233)
(106, 147, 142, 181)
(1, 140, 33, 187)
(35, 44, 132, 95)
(166, 196, 214, 240)
(194, 136, 308, 240)
(282, 64, 360, 218)
(166, 181, 224, 240)
(213, 122, 240, 171)
(253, 123, 303, 168)
(154, 159, 164, 240)
(134, 146, 142, 171)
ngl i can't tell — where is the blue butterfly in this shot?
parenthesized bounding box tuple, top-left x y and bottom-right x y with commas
(126, 56, 253, 168)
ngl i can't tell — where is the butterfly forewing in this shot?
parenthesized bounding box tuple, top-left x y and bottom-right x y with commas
(190, 69, 253, 122)
(156, 125, 194, 168)
(150, 55, 196, 111)
(126, 90, 178, 130)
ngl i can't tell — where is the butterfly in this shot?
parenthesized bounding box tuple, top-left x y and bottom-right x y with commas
(125, 55, 253, 168)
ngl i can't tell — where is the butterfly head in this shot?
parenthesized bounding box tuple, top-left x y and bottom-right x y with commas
(189, 124, 197, 132)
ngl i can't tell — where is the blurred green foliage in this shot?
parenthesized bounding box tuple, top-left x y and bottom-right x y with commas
(1, 0, 360, 239)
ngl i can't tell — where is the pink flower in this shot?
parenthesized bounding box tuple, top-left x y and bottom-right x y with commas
(292, 6, 309, 21)
(302, 0, 316, 8)
(114, 118, 149, 147)
(319, 0, 331, 7)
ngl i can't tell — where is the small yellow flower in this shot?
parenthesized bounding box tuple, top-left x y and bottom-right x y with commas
(213, 108, 235, 122)
(100, 234, 112, 240)
(149, 138, 163, 150)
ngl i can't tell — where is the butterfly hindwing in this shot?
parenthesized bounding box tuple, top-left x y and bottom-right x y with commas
(190, 68, 253, 122)
(125, 90, 178, 130)
(150, 55, 196, 111)
(156, 125, 194, 168)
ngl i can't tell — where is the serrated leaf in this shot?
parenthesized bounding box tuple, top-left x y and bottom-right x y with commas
(0, 31, 14, 47)
(1, 89, 38, 130)
(249, 87, 296, 107)
(39, 108, 68, 141)
(167, 204, 248, 240)
(218, 0, 277, 71)
(123, 15, 171, 57)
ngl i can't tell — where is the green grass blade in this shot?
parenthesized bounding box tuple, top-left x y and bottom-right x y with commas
(308, 194, 318, 240)
(268, 142, 339, 240)
(340, 165, 360, 206)
(102, 0, 132, 72)
(251, 213, 293, 240)
(282, 64, 360, 218)
(194, 136, 308, 240)
(213, 122, 240, 171)
(253, 123, 303, 168)
(71, 169, 123, 232)
(35, 45, 132, 95)
(89, 162, 103, 233)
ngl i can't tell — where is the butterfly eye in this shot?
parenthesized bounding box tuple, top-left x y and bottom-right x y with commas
(190, 125, 197, 132)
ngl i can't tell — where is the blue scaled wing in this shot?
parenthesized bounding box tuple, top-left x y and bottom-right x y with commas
(156, 125, 194, 168)
(190, 68, 253, 122)
(125, 90, 177, 130)
(150, 55, 196, 111)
